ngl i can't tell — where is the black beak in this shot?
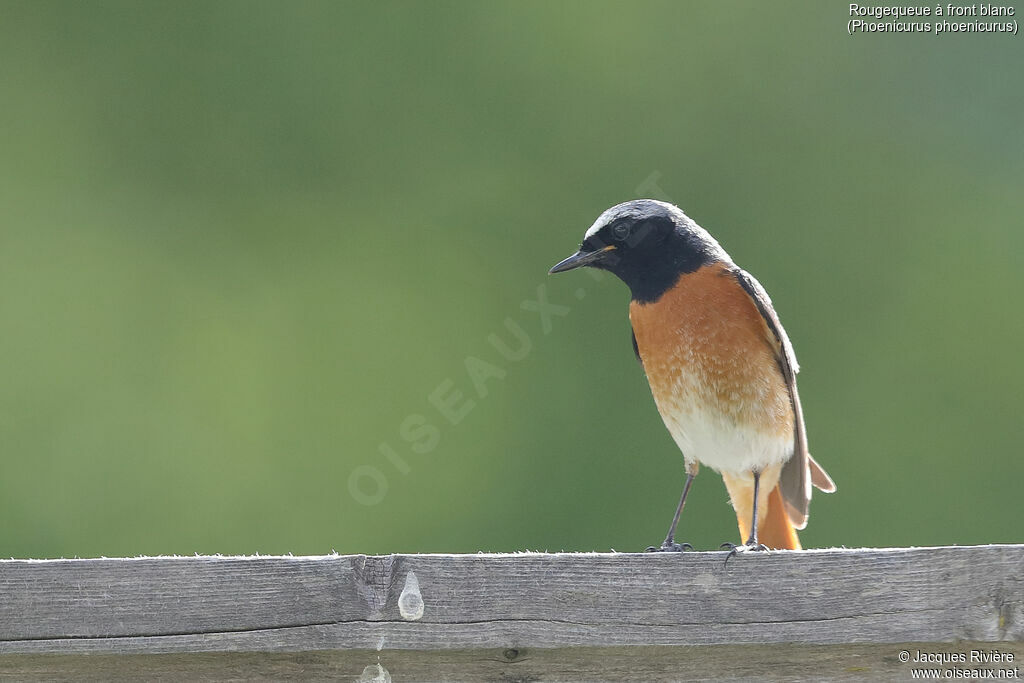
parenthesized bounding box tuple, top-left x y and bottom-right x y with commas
(548, 245, 616, 274)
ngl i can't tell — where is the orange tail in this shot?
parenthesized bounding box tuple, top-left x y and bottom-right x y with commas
(759, 485, 801, 549)
(731, 483, 801, 550)
(722, 471, 801, 550)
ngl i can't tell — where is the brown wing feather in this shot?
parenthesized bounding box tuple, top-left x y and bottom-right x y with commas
(732, 268, 834, 530)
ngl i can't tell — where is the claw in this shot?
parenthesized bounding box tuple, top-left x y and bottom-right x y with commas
(721, 542, 769, 565)
(645, 542, 694, 553)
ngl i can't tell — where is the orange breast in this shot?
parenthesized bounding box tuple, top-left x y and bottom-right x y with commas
(629, 262, 793, 442)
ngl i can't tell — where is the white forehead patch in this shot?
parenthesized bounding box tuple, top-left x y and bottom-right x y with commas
(582, 199, 680, 241)
(583, 220, 603, 240)
(583, 207, 618, 240)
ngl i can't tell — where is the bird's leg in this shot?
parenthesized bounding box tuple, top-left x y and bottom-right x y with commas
(722, 469, 769, 560)
(646, 461, 698, 552)
(745, 469, 767, 549)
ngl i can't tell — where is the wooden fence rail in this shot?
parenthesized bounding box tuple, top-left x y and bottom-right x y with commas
(0, 545, 1021, 680)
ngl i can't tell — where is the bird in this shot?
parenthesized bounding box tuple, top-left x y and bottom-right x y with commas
(549, 199, 835, 552)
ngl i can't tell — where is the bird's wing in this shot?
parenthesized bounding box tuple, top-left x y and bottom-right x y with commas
(732, 268, 835, 529)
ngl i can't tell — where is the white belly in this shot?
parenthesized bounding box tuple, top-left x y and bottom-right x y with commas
(656, 387, 793, 476)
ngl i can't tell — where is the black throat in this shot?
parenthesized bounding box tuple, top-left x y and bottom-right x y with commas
(606, 230, 720, 304)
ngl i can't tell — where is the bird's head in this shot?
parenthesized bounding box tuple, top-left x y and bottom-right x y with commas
(549, 199, 728, 303)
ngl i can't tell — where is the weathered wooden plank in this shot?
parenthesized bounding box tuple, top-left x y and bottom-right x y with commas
(0, 546, 1020, 677)
(0, 644, 1021, 682)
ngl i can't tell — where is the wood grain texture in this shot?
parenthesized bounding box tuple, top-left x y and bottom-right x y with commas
(1, 643, 1022, 682)
(0, 546, 1020, 680)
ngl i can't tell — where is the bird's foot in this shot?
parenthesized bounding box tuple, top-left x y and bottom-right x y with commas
(720, 541, 769, 565)
(645, 541, 693, 553)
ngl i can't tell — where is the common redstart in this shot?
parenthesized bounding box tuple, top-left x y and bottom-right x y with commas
(550, 200, 835, 551)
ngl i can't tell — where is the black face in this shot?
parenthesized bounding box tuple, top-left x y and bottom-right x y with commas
(550, 200, 723, 303)
(582, 215, 674, 270)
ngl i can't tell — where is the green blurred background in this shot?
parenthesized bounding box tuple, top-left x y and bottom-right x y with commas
(1, 1, 1021, 558)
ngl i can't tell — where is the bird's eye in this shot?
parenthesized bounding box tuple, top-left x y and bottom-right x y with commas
(612, 223, 631, 241)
